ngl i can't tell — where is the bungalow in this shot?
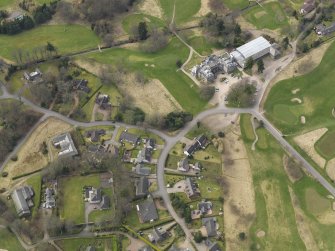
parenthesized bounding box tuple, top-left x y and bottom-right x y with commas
(199, 201, 213, 215)
(202, 217, 218, 237)
(72, 79, 90, 93)
(43, 188, 56, 209)
(119, 131, 140, 146)
(315, 22, 335, 36)
(184, 134, 208, 156)
(101, 195, 110, 210)
(135, 176, 150, 198)
(300, 0, 315, 15)
(148, 227, 169, 243)
(84, 187, 102, 204)
(52, 133, 78, 158)
(11, 186, 35, 217)
(205, 240, 222, 251)
(136, 197, 158, 223)
(185, 177, 200, 199)
(85, 129, 106, 143)
(137, 148, 152, 164)
(23, 68, 42, 81)
(133, 164, 151, 176)
(95, 92, 112, 110)
(178, 158, 190, 172)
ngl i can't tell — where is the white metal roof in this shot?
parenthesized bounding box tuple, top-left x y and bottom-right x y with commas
(236, 36, 271, 59)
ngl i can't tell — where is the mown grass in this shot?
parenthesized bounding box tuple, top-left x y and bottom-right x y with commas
(264, 41, 335, 135)
(159, 0, 201, 24)
(0, 228, 24, 251)
(0, 24, 100, 62)
(315, 130, 335, 160)
(243, 2, 289, 30)
(59, 175, 101, 224)
(82, 38, 206, 114)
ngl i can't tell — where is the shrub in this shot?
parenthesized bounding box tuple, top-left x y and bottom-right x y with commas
(1, 172, 8, 177)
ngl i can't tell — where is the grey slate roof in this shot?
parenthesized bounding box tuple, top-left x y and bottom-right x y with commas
(199, 201, 213, 214)
(137, 148, 152, 163)
(208, 242, 222, 251)
(86, 246, 96, 251)
(101, 195, 110, 210)
(149, 227, 168, 243)
(135, 177, 149, 197)
(119, 131, 140, 145)
(178, 158, 190, 172)
(146, 138, 156, 149)
(52, 132, 78, 158)
(185, 177, 200, 198)
(12, 186, 34, 217)
(202, 217, 217, 237)
(136, 198, 158, 223)
(133, 164, 151, 176)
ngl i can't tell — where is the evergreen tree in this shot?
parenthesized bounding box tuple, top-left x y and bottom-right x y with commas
(257, 59, 265, 73)
(138, 22, 148, 40)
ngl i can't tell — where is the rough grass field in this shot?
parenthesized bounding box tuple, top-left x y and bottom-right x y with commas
(243, 2, 289, 30)
(0, 228, 24, 251)
(0, 24, 100, 62)
(59, 175, 100, 224)
(240, 114, 305, 250)
(122, 13, 165, 33)
(159, 0, 201, 24)
(223, 0, 249, 10)
(82, 38, 206, 114)
(264, 41, 335, 135)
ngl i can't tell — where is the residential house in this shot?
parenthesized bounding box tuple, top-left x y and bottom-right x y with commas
(137, 148, 152, 164)
(202, 217, 218, 237)
(136, 197, 158, 223)
(52, 132, 78, 158)
(300, 0, 315, 15)
(138, 247, 153, 251)
(133, 164, 151, 176)
(145, 138, 156, 150)
(208, 242, 222, 251)
(184, 134, 208, 156)
(43, 188, 56, 209)
(185, 177, 200, 199)
(23, 68, 42, 81)
(119, 131, 140, 146)
(95, 92, 111, 110)
(135, 177, 150, 198)
(86, 246, 96, 251)
(11, 186, 34, 217)
(315, 22, 335, 36)
(72, 79, 90, 93)
(101, 195, 110, 210)
(85, 129, 106, 143)
(148, 227, 169, 243)
(84, 187, 102, 204)
(199, 201, 213, 215)
(178, 158, 190, 172)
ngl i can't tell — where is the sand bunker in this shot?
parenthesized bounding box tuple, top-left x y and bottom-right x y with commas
(294, 128, 328, 168)
(300, 116, 306, 124)
(291, 98, 302, 104)
(326, 158, 335, 181)
(256, 230, 266, 238)
(292, 88, 300, 94)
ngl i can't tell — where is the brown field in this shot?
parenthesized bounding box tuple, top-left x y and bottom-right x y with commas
(1, 118, 73, 188)
(283, 155, 304, 183)
(294, 128, 328, 169)
(74, 59, 182, 117)
(326, 158, 335, 181)
(223, 119, 256, 251)
(137, 0, 163, 19)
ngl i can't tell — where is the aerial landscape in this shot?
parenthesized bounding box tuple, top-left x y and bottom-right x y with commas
(1, 0, 335, 250)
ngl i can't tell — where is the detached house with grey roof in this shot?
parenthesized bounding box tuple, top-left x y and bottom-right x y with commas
(202, 217, 218, 237)
(136, 197, 158, 223)
(12, 186, 35, 217)
(185, 177, 200, 199)
(184, 134, 208, 156)
(135, 176, 150, 198)
(119, 131, 140, 146)
(52, 132, 78, 158)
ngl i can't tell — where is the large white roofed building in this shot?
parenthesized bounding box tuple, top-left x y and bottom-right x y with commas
(231, 36, 272, 68)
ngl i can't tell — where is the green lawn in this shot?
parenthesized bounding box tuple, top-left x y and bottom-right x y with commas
(122, 13, 165, 34)
(26, 174, 42, 217)
(56, 236, 125, 251)
(0, 228, 24, 251)
(82, 38, 206, 114)
(243, 2, 289, 30)
(240, 113, 255, 142)
(127, 128, 165, 145)
(0, 24, 101, 62)
(187, 36, 215, 55)
(197, 161, 223, 199)
(59, 175, 101, 224)
(223, 0, 249, 10)
(264, 40, 335, 135)
(0, 0, 14, 9)
(159, 0, 201, 24)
